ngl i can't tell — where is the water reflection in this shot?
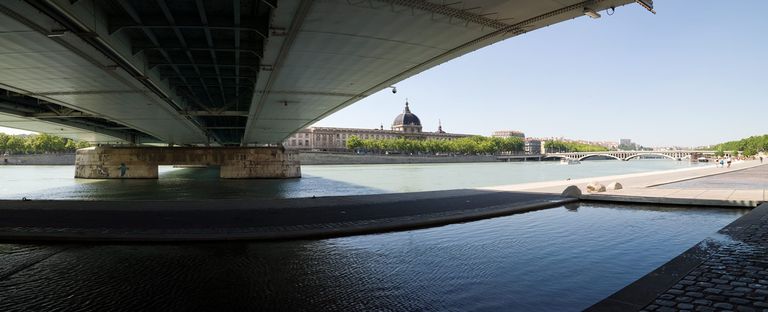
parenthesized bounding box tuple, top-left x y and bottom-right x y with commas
(13, 167, 384, 200)
(0, 203, 748, 311)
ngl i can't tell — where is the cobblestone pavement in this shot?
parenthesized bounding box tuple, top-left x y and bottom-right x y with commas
(642, 209, 768, 312)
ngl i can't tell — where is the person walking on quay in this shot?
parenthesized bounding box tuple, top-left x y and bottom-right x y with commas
(726, 156, 732, 168)
(760, 156, 764, 163)
(719, 158, 724, 168)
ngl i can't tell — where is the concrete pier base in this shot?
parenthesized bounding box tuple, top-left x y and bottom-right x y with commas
(75, 146, 300, 179)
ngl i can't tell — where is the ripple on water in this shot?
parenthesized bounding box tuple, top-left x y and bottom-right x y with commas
(0, 203, 749, 311)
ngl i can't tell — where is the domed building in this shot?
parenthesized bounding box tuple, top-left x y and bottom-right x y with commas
(283, 100, 474, 151)
(391, 101, 422, 133)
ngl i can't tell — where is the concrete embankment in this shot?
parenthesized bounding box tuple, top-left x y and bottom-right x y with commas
(0, 190, 573, 242)
(299, 151, 499, 165)
(1, 153, 74, 165)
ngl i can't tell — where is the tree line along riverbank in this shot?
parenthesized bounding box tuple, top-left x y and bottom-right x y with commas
(1, 133, 89, 155)
(345, 136, 609, 155)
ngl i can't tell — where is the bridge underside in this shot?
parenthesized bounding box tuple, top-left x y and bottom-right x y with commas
(0, 0, 644, 145)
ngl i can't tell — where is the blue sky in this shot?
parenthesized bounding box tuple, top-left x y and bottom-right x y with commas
(3, 1, 767, 147)
(314, 1, 768, 147)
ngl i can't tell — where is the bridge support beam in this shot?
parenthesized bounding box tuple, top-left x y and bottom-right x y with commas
(75, 146, 301, 179)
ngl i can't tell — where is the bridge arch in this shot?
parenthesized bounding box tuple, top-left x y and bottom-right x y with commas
(624, 153, 678, 161)
(543, 155, 571, 160)
(577, 154, 623, 161)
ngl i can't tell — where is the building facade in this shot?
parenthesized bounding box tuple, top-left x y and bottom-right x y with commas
(524, 139, 544, 155)
(491, 130, 525, 139)
(283, 101, 474, 151)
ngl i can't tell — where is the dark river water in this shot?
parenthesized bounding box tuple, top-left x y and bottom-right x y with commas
(0, 203, 747, 311)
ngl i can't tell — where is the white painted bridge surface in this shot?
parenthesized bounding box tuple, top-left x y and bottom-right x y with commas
(0, 0, 649, 145)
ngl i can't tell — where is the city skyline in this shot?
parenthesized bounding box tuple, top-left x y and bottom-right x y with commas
(3, 1, 767, 147)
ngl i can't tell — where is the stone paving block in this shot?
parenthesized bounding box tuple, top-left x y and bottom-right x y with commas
(692, 299, 711, 305)
(655, 299, 676, 307)
(713, 302, 734, 309)
(676, 296, 693, 303)
(730, 297, 752, 305)
(677, 302, 694, 309)
(668, 289, 685, 295)
(737, 306, 757, 312)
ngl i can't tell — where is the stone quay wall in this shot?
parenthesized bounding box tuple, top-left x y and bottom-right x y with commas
(1, 153, 75, 165)
(299, 151, 498, 165)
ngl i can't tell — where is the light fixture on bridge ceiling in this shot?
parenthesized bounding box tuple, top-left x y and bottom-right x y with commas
(46, 30, 67, 38)
(583, 8, 601, 19)
(388, 86, 397, 94)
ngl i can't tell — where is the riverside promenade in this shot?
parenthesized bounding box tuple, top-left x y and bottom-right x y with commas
(484, 160, 767, 207)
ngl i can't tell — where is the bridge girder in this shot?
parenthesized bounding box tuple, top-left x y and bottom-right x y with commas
(0, 0, 647, 145)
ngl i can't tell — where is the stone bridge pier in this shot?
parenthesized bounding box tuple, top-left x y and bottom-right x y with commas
(75, 146, 301, 179)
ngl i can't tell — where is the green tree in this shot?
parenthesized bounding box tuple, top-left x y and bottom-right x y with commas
(0, 133, 90, 154)
(346, 136, 363, 150)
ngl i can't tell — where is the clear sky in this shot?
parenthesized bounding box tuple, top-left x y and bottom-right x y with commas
(2, 1, 766, 147)
(313, 1, 768, 148)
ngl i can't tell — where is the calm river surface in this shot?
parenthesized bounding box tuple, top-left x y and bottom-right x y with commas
(1, 159, 706, 200)
(0, 160, 745, 311)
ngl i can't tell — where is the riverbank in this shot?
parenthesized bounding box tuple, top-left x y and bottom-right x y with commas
(299, 151, 500, 165)
(2, 153, 74, 165)
(0, 151, 503, 166)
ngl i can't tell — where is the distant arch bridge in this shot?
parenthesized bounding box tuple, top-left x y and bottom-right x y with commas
(546, 151, 715, 161)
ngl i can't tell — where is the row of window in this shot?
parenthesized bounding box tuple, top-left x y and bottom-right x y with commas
(289, 139, 311, 146)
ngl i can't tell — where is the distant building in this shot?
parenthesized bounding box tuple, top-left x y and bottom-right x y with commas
(620, 139, 632, 146)
(524, 138, 544, 155)
(492, 130, 525, 139)
(283, 101, 474, 151)
(619, 138, 637, 150)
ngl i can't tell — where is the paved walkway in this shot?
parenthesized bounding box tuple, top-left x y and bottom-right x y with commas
(588, 202, 768, 312)
(655, 164, 768, 190)
(483, 161, 766, 207)
(582, 164, 767, 207)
